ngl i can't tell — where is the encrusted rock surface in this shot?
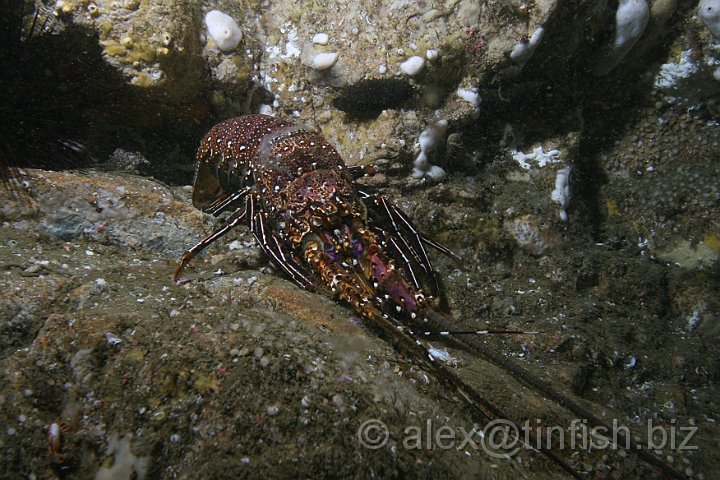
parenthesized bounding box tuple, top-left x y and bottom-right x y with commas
(0, 170, 616, 479)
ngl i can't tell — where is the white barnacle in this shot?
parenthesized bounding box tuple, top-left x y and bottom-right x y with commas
(239, 145, 247, 151)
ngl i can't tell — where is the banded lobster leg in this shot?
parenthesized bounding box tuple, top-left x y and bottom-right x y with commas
(361, 191, 460, 303)
(174, 188, 315, 289)
(174, 187, 251, 284)
(246, 194, 315, 289)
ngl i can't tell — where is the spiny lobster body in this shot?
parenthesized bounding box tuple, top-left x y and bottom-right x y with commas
(177, 114, 685, 480)
(181, 114, 436, 321)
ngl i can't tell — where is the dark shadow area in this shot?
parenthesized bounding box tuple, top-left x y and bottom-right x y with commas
(452, 1, 702, 243)
(0, 1, 212, 191)
(332, 78, 415, 121)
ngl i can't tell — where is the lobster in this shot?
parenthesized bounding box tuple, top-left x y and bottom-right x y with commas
(176, 114, 684, 479)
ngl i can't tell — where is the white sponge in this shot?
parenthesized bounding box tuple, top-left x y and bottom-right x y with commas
(205, 10, 242, 52)
(400, 56, 425, 76)
(550, 167, 571, 222)
(593, 0, 649, 75)
(412, 120, 447, 181)
(699, 0, 720, 39)
(613, 0, 649, 50)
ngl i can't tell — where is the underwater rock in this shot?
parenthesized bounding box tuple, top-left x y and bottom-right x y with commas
(1, 169, 202, 255)
(0, 169, 515, 479)
(57, 0, 204, 96)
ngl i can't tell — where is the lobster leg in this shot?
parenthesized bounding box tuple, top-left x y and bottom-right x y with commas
(385, 235, 423, 291)
(247, 195, 315, 289)
(347, 164, 377, 180)
(367, 193, 459, 297)
(377, 195, 434, 285)
(377, 194, 461, 262)
(174, 206, 248, 283)
(203, 186, 251, 217)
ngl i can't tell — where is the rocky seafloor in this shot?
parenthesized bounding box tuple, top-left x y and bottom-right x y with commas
(1, 0, 719, 479)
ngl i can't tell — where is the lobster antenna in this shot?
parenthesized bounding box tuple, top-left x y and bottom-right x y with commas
(430, 329, 540, 336)
(420, 310, 687, 479)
